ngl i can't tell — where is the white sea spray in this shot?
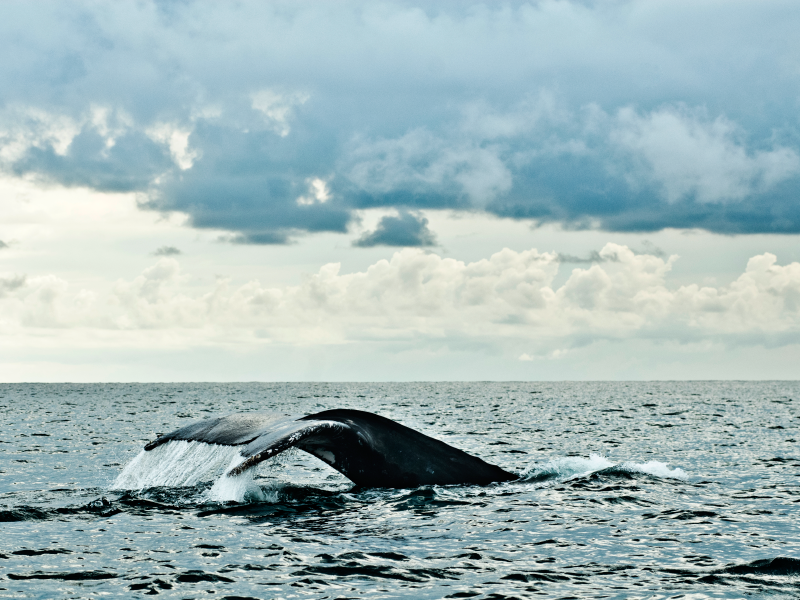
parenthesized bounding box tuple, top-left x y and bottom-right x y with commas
(626, 460, 687, 480)
(522, 453, 687, 482)
(111, 439, 284, 503)
(111, 440, 243, 490)
(206, 453, 279, 503)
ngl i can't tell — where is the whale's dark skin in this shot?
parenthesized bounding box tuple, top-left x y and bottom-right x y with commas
(144, 409, 517, 488)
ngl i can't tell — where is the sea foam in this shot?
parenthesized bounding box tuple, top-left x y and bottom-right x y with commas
(206, 452, 276, 503)
(521, 453, 687, 483)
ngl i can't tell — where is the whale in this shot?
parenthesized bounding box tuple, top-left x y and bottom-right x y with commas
(144, 409, 517, 488)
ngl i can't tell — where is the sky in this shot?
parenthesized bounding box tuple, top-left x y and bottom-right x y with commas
(1, 0, 799, 381)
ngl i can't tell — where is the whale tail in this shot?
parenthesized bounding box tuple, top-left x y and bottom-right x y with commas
(144, 409, 516, 488)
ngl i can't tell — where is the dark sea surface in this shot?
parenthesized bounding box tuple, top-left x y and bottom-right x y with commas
(1, 381, 798, 599)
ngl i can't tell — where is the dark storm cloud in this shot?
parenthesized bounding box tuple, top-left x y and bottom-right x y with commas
(353, 211, 437, 247)
(2, 1, 799, 241)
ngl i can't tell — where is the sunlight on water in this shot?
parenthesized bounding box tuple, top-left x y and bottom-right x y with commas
(111, 440, 243, 490)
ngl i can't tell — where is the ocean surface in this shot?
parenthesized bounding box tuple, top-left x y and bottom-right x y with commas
(1, 381, 798, 599)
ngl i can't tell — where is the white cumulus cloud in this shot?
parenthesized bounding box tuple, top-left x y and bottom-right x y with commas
(2, 245, 799, 356)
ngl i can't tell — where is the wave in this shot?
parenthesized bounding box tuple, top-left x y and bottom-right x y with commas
(519, 453, 687, 483)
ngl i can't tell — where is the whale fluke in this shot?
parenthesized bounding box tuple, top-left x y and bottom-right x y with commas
(144, 409, 516, 488)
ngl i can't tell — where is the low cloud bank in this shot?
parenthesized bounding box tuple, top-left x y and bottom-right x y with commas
(2, 244, 798, 355)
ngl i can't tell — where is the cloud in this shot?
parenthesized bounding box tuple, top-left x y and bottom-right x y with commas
(296, 177, 331, 207)
(557, 251, 612, 264)
(251, 89, 309, 138)
(0, 274, 26, 297)
(344, 128, 513, 208)
(487, 103, 800, 233)
(353, 211, 437, 247)
(0, 106, 82, 163)
(0, 104, 170, 192)
(153, 245, 181, 256)
(557, 243, 665, 264)
(3, 245, 799, 356)
(610, 106, 800, 204)
(0, 240, 8, 249)
(1, 1, 799, 238)
(146, 122, 198, 170)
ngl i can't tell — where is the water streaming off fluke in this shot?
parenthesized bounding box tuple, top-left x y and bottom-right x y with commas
(112, 440, 242, 490)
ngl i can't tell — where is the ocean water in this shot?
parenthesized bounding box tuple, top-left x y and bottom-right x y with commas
(0, 381, 798, 599)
